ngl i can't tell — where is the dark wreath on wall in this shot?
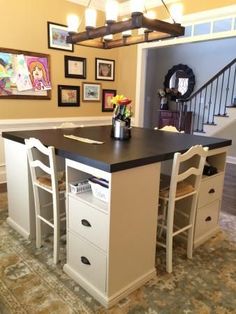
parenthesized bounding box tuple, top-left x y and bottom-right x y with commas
(163, 64, 195, 100)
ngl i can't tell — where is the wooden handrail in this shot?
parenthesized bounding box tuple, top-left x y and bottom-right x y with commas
(181, 58, 236, 102)
(177, 57, 236, 133)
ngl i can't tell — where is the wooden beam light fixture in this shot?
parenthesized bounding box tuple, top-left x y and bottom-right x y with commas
(66, 1, 185, 49)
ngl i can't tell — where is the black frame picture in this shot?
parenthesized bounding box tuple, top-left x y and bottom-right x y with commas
(82, 82, 101, 102)
(64, 56, 86, 79)
(47, 21, 74, 52)
(102, 89, 116, 112)
(95, 58, 115, 81)
(58, 85, 80, 107)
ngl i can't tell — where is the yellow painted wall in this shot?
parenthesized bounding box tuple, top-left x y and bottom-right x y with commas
(0, 0, 118, 119)
(0, 0, 234, 119)
(116, 45, 137, 114)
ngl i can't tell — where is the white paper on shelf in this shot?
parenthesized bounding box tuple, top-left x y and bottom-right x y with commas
(63, 134, 104, 144)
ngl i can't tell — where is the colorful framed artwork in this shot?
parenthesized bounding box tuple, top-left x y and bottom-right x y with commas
(0, 47, 51, 99)
(82, 82, 101, 102)
(58, 85, 80, 107)
(95, 58, 115, 81)
(64, 56, 86, 79)
(102, 89, 116, 112)
(47, 22, 74, 52)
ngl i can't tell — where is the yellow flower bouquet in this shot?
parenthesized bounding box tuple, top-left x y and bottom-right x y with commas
(110, 94, 132, 140)
(111, 94, 132, 120)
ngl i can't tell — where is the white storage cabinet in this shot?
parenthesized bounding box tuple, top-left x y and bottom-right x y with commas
(194, 147, 227, 247)
(64, 158, 160, 308)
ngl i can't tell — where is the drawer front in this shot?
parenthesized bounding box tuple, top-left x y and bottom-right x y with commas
(195, 200, 220, 239)
(198, 174, 224, 208)
(68, 196, 108, 251)
(68, 232, 107, 293)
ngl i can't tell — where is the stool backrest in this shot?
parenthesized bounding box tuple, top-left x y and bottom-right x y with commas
(169, 145, 208, 199)
(25, 138, 58, 194)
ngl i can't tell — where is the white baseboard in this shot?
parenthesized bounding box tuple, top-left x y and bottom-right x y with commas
(226, 156, 236, 164)
(7, 217, 30, 239)
(64, 263, 156, 308)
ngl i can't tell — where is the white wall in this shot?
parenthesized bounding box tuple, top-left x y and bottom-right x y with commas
(214, 120, 236, 162)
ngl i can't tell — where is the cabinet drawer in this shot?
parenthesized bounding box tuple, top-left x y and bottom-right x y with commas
(68, 232, 107, 293)
(195, 200, 220, 239)
(68, 196, 108, 251)
(198, 174, 224, 208)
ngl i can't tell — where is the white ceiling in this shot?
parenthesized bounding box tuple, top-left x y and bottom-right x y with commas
(67, 0, 177, 16)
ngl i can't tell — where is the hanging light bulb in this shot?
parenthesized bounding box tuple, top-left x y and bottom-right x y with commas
(169, 3, 183, 23)
(105, 0, 118, 24)
(138, 28, 144, 35)
(103, 33, 113, 41)
(67, 14, 79, 33)
(85, 8, 97, 30)
(144, 11, 157, 20)
(130, 0, 145, 16)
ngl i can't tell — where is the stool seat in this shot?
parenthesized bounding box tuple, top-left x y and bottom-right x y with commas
(160, 177, 195, 198)
(37, 172, 65, 191)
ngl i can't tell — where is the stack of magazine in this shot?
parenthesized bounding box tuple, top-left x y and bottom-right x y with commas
(88, 177, 109, 202)
(89, 177, 109, 188)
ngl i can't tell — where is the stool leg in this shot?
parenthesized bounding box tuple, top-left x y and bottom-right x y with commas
(166, 232, 173, 273)
(158, 199, 168, 239)
(187, 226, 193, 259)
(35, 214, 42, 248)
(53, 197, 60, 264)
(166, 201, 175, 273)
(34, 187, 42, 248)
(187, 195, 197, 259)
(53, 229, 59, 264)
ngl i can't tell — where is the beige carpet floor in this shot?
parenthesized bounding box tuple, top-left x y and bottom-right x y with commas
(0, 192, 236, 313)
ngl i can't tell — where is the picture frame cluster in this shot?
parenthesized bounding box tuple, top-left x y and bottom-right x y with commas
(47, 21, 116, 110)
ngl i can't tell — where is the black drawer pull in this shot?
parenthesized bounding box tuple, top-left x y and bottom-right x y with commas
(81, 256, 91, 265)
(205, 216, 212, 222)
(81, 219, 91, 227)
(208, 188, 215, 194)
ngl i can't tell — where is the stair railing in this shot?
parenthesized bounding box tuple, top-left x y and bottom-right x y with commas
(180, 58, 236, 133)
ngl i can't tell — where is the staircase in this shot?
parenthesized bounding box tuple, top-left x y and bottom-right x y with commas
(181, 58, 236, 136)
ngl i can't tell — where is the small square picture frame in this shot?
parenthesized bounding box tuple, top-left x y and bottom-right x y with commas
(58, 85, 80, 107)
(64, 56, 86, 79)
(82, 82, 101, 102)
(47, 21, 74, 52)
(95, 58, 115, 81)
(102, 89, 116, 112)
